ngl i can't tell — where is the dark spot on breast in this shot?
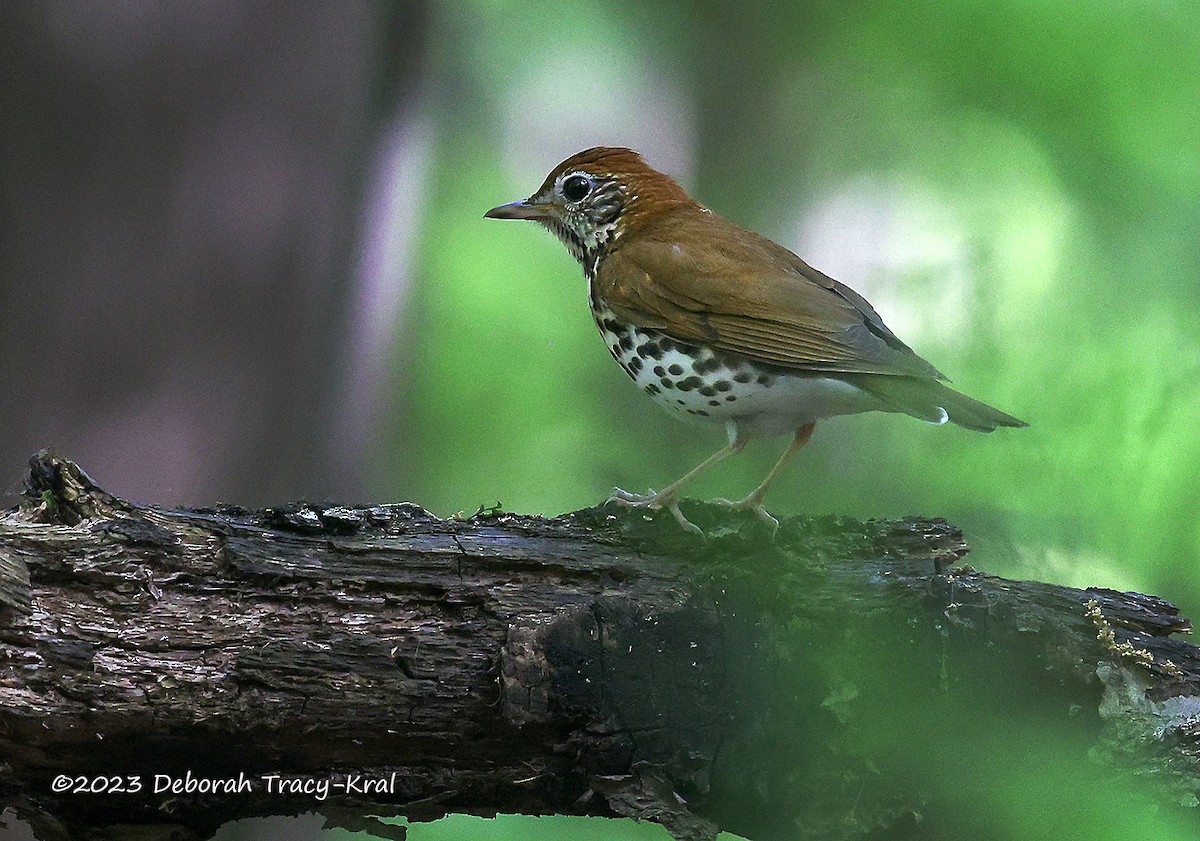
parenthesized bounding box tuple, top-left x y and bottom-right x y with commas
(677, 376, 701, 391)
(668, 363, 683, 376)
(715, 380, 732, 392)
(629, 357, 643, 373)
(601, 318, 623, 333)
(644, 383, 661, 396)
(619, 336, 634, 351)
(694, 356, 723, 374)
(757, 374, 774, 386)
(660, 378, 675, 389)
(699, 385, 717, 397)
(676, 399, 685, 405)
(653, 365, 666, 377)
(708, 399, 721, 407)
(725, 394, 737, 401)
(637, 341, 662, 360)
(734, 372, 752, 383)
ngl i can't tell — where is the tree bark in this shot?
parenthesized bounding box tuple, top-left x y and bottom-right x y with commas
(1, 451, 1198, 841)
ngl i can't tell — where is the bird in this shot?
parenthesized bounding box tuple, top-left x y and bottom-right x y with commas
(485, 146, 1026, 535)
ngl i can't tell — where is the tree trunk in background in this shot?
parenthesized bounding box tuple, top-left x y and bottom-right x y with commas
(2, 453, 1198, 841)
(0, 1, 427, 508)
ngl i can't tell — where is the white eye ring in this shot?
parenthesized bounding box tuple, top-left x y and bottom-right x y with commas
(560, 172, 593, 203)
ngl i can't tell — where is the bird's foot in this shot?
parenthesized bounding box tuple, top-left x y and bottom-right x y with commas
(711, 495, 779, 534)
(607, 487, 704, 537)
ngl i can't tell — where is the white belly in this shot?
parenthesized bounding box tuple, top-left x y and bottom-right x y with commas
(592, 303, 883, 439)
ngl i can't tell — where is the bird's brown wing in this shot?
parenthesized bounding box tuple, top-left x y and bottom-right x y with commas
(596, 209, 945, 380)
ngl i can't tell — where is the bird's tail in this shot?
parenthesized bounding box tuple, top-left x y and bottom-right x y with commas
(850, 374, 1028, 432)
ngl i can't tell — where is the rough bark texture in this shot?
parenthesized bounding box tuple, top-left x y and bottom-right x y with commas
(1, 452, 1198, 841)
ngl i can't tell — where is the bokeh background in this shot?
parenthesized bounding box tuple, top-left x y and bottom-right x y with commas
(1, 2, 1197, 840)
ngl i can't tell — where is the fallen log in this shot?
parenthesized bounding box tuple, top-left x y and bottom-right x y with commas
(1, 451, 1197, 841)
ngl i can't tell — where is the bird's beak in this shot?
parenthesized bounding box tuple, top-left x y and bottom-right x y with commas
(484, 198, 551, 221)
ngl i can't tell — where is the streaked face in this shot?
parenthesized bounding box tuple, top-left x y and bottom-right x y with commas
(486, 163, 627, 266)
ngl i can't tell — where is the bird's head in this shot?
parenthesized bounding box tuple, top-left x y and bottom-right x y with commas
(485, 147, 692, 267)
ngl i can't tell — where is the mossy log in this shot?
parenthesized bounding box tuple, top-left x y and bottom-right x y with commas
(1, 451, 1198, 841)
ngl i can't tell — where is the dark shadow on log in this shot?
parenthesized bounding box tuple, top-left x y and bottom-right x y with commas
(1, 451, 1198, 841)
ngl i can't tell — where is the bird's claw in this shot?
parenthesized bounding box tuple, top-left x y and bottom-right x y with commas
(608, 486, 656, 503)
(711, 496, 780, 534)
(607, 487, 704, 537)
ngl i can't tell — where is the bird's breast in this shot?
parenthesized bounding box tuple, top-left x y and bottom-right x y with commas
(587, 285, 882, 436)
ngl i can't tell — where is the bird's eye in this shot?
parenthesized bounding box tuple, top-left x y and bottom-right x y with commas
(561, 174, 592, 203)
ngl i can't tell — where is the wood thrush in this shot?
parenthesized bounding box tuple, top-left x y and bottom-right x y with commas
(486, 147, 1026, 534)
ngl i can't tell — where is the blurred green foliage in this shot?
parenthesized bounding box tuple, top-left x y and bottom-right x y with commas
(375, 1, 1199, 838)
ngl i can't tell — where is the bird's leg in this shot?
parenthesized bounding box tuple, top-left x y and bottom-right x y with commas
(609, 429, 750, 535)
(713, 422, 815, 532)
